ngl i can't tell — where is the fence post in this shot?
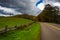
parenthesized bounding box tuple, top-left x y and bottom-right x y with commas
(4, 25, 8, 33)
(14, 25, 17, 30)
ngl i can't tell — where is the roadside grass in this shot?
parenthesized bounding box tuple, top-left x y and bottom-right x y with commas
(0, 17, 32, 28)
(0, 22, 40, 40)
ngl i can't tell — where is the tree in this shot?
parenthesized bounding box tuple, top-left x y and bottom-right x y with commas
(38, 4, 59, 23)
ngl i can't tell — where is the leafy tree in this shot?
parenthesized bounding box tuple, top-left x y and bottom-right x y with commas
(38, 4, 59, 23)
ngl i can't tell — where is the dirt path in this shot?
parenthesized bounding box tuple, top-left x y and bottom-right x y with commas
(40, 22, 60, 40)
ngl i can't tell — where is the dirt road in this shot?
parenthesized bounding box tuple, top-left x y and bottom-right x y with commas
(40, 22, 60, 40)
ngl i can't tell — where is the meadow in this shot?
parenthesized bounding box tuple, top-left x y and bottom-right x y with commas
(0, 17, 32, 28)
(0, 17, 40, 40)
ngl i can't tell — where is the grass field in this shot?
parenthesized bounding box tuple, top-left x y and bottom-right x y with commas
(0, 17, 32, 28)
(0, 17, 40, 40)
(0, 22, 40, 40)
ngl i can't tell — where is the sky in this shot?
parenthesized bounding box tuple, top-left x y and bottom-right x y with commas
(36, 0, 45, 10)
(44, 0, 60, 6)
(0, 0, 40, 16)
(0, 0, 60, 16)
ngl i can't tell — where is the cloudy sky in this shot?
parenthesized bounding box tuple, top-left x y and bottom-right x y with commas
(0, 0, 40, 16)
(44, 0, 60, 6)
(0, 0, 60, 16)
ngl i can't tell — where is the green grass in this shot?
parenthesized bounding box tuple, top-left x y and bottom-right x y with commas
(0, 17, 40, 40)
(0, 17, 32, 28)
(0, 22, 40, 40)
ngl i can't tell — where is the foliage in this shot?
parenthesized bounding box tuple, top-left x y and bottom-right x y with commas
(38, 4, 59, 23)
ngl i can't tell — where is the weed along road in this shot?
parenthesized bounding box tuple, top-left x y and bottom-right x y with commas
(40, 22, 60, 40)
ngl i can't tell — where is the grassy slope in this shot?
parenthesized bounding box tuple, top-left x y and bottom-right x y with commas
(0, 17, 32, 28)
(0, 22, 40, 40)
(0, 17, 40, 40)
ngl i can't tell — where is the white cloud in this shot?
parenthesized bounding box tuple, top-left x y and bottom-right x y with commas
(0, 13, 10, 17)
(0, 6, 22, 16)
(37, 3, 45, 10)
(53, 2, 60, 7)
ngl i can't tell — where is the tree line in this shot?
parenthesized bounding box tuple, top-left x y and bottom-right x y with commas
(38, 4, 60, 24)
(12, 4, 60, 24)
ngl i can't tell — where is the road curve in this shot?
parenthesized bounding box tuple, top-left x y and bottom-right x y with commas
(40, 22, 60, 40)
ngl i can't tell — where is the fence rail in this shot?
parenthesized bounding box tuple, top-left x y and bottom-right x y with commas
(0, 21, 35, 34)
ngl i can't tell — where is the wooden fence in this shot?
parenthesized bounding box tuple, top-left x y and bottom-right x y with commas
(0, 21, 35, 34)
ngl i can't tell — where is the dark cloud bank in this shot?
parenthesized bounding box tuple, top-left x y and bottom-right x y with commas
(0, 0, 40, 16)
(0, 0, 60, 16)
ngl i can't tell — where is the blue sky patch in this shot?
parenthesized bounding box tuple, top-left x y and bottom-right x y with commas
(36, 0, 43, 6)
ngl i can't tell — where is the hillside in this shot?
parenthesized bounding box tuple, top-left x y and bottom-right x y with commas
(0, 17, 32, 28)
(0, 16, 40, 40)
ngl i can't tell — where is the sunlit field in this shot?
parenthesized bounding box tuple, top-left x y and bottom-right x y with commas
(0, 17, 32, 28)
(0, 17, 40, 40)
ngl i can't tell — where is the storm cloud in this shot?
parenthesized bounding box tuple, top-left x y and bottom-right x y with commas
(0, 0, 40, 16)
(0, 0, 60, 16)
(0, 6, 22, 15)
